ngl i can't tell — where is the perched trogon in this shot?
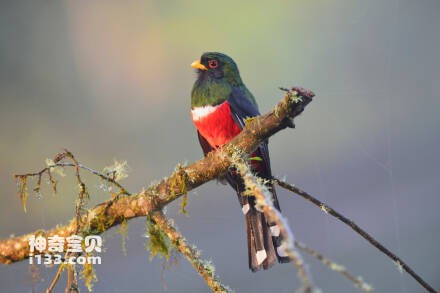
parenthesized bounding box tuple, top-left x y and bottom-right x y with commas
(190, 52, 290, 271)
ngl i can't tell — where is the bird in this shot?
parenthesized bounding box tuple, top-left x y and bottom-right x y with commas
(190, 52, 291, 271)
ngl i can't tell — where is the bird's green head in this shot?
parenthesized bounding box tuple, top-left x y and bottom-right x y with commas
(191, 52, 243, 86)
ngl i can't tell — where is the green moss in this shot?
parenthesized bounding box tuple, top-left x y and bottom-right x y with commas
(81, 257, 98, 292)
(170, 164, 188, 195)
(118, 218, 128, 256)
(180, 193, 188, 215)
(249, 156, 263, 162)
(169, 164, 189, 215)
(85, 208, 117, 236)
(16, 175, 28, 213)
(145, 216, 170, 260)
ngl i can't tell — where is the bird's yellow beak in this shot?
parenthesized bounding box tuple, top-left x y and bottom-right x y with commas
(191, 60, 207, 71)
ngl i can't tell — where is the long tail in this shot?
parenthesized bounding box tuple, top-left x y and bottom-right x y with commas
(227, 172, 290, 271)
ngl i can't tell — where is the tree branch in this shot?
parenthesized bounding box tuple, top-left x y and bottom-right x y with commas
(295, 241, 373, 293)
(0, 87, 313, 265)
(273, 178, 437, 293)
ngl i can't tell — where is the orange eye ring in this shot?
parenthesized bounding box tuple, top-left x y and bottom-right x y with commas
(208, 59, 218, 69)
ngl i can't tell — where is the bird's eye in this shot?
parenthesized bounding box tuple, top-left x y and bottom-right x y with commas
(208, 60, 218, 69)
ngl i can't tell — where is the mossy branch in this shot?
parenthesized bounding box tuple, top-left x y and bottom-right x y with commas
(150, 211, 232, 293)
(0, 87, 313, 265)
(295, 241, 373, 293)
(272, 178, 437, 293)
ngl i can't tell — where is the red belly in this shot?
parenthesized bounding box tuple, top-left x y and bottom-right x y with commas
(191, 101, 241, 148)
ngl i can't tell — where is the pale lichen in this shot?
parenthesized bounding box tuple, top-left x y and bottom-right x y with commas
(102, 159, 130, 182)
(394, 260, 404, 274)
(45, 158, 66, 177)
(320, 204, 330, 214)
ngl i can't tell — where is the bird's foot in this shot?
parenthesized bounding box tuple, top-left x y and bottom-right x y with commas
(244, 116, 257, 125)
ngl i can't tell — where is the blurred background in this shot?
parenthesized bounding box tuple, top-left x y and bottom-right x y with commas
(1, 0, 439, 292)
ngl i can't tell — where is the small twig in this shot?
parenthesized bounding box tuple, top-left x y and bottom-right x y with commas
(55, 162, 130, 196)
(46, 149, 87, 293)
(14, 161, 130, 198)
(63, 149, 89, 234)
(46, 261, 67, 293)
(64, 264, 79, 293)
(151, 211, 232, 293)
(65, 265, 73, 293)
(295, 241, 373, 293)
(273, 178, 437, 293)
(45, 150, 92, 292)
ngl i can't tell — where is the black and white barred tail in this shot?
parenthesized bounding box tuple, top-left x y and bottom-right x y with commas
(227, 173, 291, 271)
